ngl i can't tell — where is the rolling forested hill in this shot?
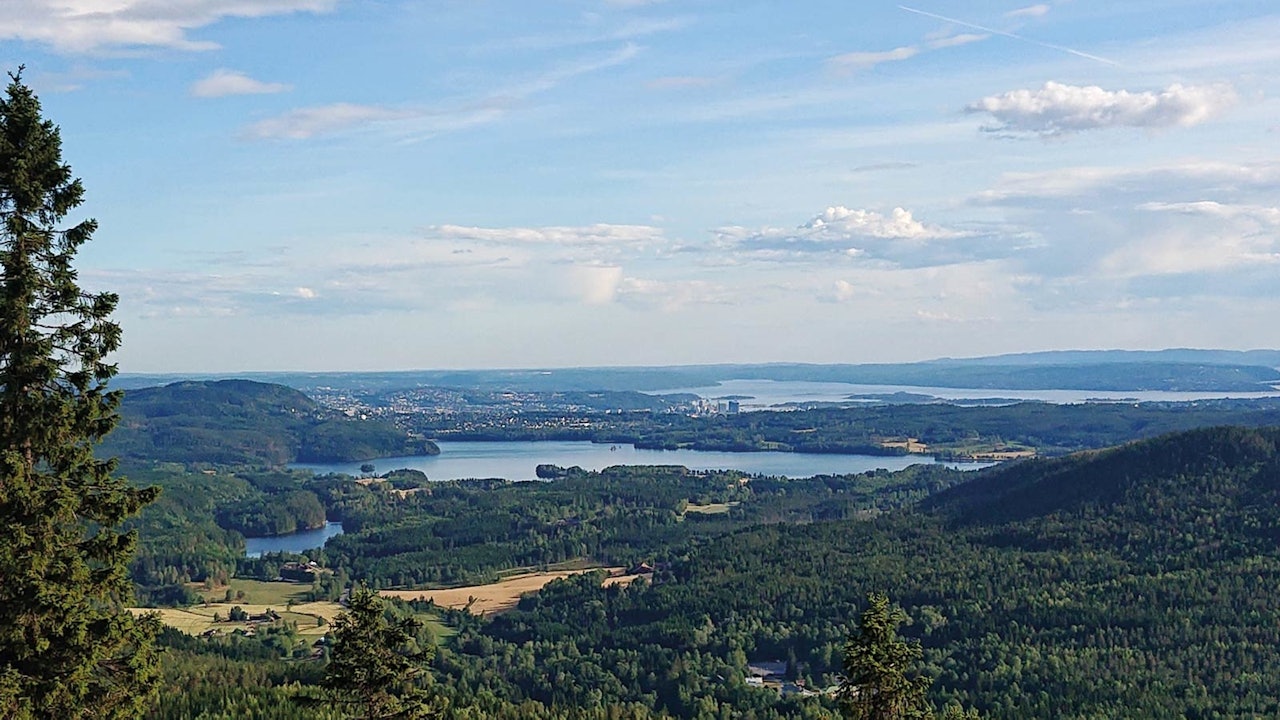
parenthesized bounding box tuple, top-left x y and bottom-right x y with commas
(135, 423, 1280, 718)
(425, 426, 1280, 717)
(101, 379, 438, 465)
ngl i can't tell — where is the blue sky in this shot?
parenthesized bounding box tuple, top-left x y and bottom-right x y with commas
(3, 0, 1278, 372)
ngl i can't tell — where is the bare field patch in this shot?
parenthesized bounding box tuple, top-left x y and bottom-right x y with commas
(381, 567, 628, 615)
(685, 501, 740, 515)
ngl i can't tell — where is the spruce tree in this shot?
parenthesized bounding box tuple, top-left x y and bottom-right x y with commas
(0, 68, 160, 717)
(838, 592, 933, 720)
(302, 586, 445, 719)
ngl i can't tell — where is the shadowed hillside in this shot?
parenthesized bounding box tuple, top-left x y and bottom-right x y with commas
(102, 379, 439, 465)
(447, 426, 1280, 717)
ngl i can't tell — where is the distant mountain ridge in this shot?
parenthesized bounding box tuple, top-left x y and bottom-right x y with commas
(927, 348, 1280, 368)
(114, 348, 1280, 395)
(101, 379, 437, 465)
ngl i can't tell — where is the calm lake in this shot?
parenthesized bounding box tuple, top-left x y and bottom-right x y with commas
(659, 379, 1280, 409)
(261, 441, 989, 556)
(245, 521, 344, 558)
(293, 439, 983, 482)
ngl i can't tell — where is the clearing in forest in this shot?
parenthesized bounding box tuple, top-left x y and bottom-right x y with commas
(381, 567, 643, 615)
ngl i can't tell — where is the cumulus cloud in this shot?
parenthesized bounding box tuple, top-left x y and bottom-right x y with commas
(0, 0, 336, 53)
(716, 206, 981, 266)
(805, 206, 956, 240)
(828, 46, 919, 72)
(966, 82, 1237, 137)
(191, 69, 290, 97)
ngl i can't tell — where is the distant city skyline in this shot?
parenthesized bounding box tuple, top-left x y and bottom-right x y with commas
(3, 1, 1278, 371)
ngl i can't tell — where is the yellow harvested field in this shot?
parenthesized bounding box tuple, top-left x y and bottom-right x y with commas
(602, 572, 649, 588)
(969, 449, 1036, 460)
(129, 601, 343, 637)
(880, 437, 929, 453)
(685, 502, 740, 514)
(381, 567, 635, 615)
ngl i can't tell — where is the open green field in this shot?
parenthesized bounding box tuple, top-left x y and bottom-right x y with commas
(192, 578, 315, 606)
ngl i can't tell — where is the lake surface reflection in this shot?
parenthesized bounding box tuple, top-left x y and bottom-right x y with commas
(658, 379, 1280, 409)
(244, 521, 344, 558)
(293, 440, 985, 482)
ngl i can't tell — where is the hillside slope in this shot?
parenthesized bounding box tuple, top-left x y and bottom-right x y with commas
(460, 426, 1280, 718)
(101, 379, 438, 465)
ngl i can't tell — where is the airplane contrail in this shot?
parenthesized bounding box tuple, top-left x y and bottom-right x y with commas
(898, 5, 1121, 66)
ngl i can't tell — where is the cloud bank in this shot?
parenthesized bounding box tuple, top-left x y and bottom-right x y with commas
(0, 0, 337, 53)
(967, 82, 1236, 137)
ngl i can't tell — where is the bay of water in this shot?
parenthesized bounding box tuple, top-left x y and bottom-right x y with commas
(659, 379, 1280, 409)
(293, 440, 981, 482)
(245, 521, 344, 558)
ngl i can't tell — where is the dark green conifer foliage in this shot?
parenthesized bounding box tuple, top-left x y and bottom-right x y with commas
(307, 586, 444, 719)
(0, 68, 160, 718)
(839, 592, 933, 720)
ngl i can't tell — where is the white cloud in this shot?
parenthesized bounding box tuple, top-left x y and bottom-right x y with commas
(967, 82, 1237, 137)
(715, 206, 979, 267)
(618, 277, 730, 310)
(1006, 4, 1051, 19)
(828, 46, 918, 72)
(926, 33, 989, 49)
(569, 265, 624, 305)
(1137, 201, 1280, 225)
(960, 158, 1280, 309)
(0, 0, 336, 53)
(805, 206, 957, 240)
(977, 161, 1280, 202)
(435, 223, 665, 248)
(191, 69, 289, 97)
(243, 44, 638, 141)
(243, 103, 411, 140)
(829, 280, 857, 302)
(1097, 229, 1280, 278)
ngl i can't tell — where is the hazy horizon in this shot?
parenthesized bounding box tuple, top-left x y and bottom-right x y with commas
(112, 346, 1280, 377)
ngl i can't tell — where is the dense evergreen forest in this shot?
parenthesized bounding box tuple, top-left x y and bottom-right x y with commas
(134, 425, 1280, 718)
(102, 379, 439, 464)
